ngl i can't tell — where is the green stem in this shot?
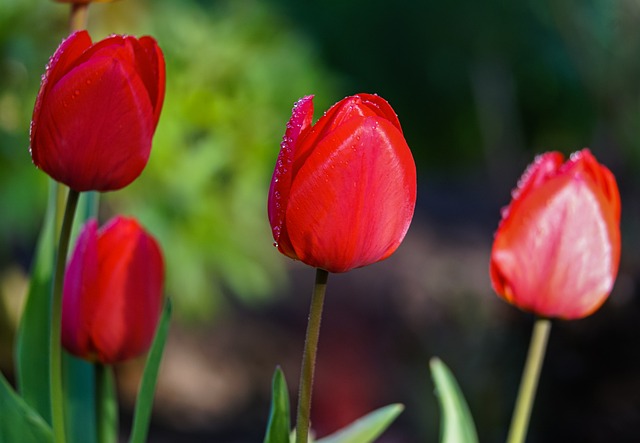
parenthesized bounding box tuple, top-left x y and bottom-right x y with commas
(506, 317, 552, 443)
(69, 3, 89, 32)
(51, 189, 80, 443)
(95, 364, 117, 443)
(295, 268, 329, 443)
(55, 184, 67, 237)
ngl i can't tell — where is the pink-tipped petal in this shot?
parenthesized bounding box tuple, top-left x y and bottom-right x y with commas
(490, 149, 621, 319)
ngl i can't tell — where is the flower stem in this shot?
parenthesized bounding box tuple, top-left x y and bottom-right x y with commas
(69, 3, 89, 32)
(51, 189, 80, 443)
(96, 363, 117, 443)
(506, 317, 552, 443)
(295, 268, 329, 443)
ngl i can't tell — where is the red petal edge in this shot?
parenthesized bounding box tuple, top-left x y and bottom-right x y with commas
(268, 95, 314, 256)
(31, 30, 93, 167)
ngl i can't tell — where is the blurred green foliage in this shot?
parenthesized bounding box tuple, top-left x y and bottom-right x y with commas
(0, 0, 63, 264)
(0, 0, 339, 319)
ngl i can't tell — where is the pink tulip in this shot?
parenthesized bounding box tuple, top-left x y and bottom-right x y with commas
(490, 149, 621, 319)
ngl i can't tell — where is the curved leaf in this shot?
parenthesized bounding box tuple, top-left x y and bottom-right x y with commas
(128, 298, 172, 443)
(0, 372, 53, 443)
(15, 183, 56, 425)
(264, 367, 291, 443)
(315, 404, 403, 443)
(430, 357, 478, 443)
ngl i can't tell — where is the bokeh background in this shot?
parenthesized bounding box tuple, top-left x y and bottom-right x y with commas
(2, 0, 640, 441)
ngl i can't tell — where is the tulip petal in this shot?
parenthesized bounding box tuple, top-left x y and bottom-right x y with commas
(31, 31, 93, 167)
(356, 93, 403, 132)
(137, 36, 166, 128)
(92, 218, 164, 363)
(293, 95, 400, 174)
(268, 95, 314, 258)
(287, 116, 416, 272)
(40, 31, 93, 90)
(562, 150, 621, 223)
(501, 152, 563, 221)
(62, 219, 99, 359)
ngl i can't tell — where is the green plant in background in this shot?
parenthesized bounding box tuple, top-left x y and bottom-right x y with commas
(92, 0, 342, 319)
(0, 0, 63, 265)
(0, 0, 340, 320)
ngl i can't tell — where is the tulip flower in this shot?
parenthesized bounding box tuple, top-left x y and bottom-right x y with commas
(268, 94, 417, 273)
(62, 216, 164, 364)
(490, 149, 621, 319)
(30, 30, 165, 192)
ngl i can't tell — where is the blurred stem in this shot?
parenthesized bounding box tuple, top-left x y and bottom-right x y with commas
(55, 184, 67, 237)
(69, 3, 89, 32)
(51, 189, 80, 443)
(295, 268, 329, 443)
(96, 364, 117, 443)
(506, 317, 552, 443)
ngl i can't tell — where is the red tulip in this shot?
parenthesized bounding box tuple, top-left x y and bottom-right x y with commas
(490, 149, 621, 319)
(62, 216, 164, 364)
(30, 30, 165, 192)
(268, 94, 417, 273)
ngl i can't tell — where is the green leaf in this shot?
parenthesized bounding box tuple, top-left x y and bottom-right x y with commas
(315, 404, 404, 443)
(128, 298, 173, 443)
(263, 367, 291, 443)
(63, 354, 96, 443)
(15, 183, 57, 425)
(0, 371, 53, 443)
(430, 357, 478, 443)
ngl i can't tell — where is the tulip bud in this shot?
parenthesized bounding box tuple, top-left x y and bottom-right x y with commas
(490, 149, 621, 319)
(62, 216, 164, 364)
(268, 94, 417, 273)
(30, 30, 165, 192)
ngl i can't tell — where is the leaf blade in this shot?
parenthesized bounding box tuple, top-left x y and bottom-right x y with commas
(128, 298, 172, 443)
(15, 183, 57, 425)
(0, 371, 53, 443)
(263, 367, 291, 443)
(315, 404, 404, 443)
(430, 357, 478, 443)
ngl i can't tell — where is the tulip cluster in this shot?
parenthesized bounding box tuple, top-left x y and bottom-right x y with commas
(9, 3, 171, 441)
